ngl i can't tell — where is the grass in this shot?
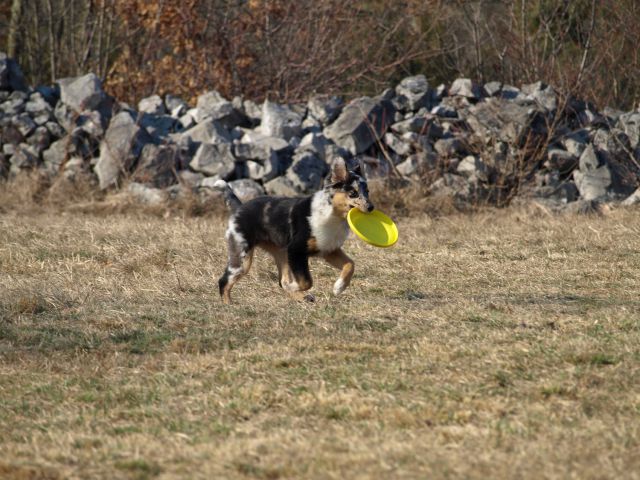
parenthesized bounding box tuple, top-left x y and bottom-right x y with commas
(1, 203, 640, 479)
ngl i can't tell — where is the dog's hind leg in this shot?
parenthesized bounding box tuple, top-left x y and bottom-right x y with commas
(323, 249, 354, 295)
(219, 247, 254, 304)
(219, 222, 254, 304)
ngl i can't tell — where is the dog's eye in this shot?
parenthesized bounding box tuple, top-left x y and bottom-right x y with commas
(348, 190, 359, 198)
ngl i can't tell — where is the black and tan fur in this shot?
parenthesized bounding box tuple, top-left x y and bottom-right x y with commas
(216, 158, 374, 304)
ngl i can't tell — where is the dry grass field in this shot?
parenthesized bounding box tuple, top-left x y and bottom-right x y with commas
(1, 200, 640, 479)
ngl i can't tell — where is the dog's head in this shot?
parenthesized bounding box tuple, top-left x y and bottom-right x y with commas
(325, 158, 374, 217)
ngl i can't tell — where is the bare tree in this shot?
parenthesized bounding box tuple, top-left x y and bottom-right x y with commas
(7, 0, 23, 58)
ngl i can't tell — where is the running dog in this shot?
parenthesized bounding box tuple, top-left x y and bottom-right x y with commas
(216, 158, 374, 304)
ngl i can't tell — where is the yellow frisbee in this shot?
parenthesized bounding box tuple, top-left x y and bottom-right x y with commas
(347, 208, 399, 248)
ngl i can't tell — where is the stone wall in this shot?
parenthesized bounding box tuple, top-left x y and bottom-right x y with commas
(1, 53, 639, 210)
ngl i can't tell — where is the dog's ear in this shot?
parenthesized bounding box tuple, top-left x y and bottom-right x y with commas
(351, 159, 364, 177)
(330, 157, 348, 183)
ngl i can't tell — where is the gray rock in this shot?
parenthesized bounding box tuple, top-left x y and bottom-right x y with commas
(572, 145, 614, 201)
(3, 144, 15, 156)
(483, 81, 502, 97)
(545, 148, 578, 173)
(617, 112, 640, 148)
(0, 53, 28, 91)
(261, 101, 303, 140)
(394, 75, 431, 112)
(25, 94, 52, 115)
(45, 121, 66, 139)
(358, 155, 390, 178)
(603, 107, 625, 123)
(499, 85, 528, 103)
(561, 129, 590, 157)
(433, 84, 447, 101)
(396, 151, 437, 177)
(534, 182, 579, 204)
(195, 90, 247, 128)
(9, 90, 27, 101)
(580, 145, 606, 172)
(467, 98, 546, 144)
(10, 144, 40, 169)
(264, 175, 299, 196)
(68, 127, 100, 160)
(54, 102, 75, 132)
(246, 151, 282, 182)
(243, 99, 262, 123)
(1, 124, 23, 145)
(434, 137, 468, 157)
(522, 81, 557, 111)
(75, 110, 106, 138)
(227, 179, 265, 202)
(592, 128, 632, 158)
(383, 132, 411, 156)
(189, 142, 236, 178)
(430, 104, 458, 118)
(127, 182, 166, 205)
(179, 119, 232, 146)
(402, 132, 434, 153)
(298, 132, 332, 162)
(233, 133, 290, 162)
(308, 95, 344, 125)
(13, 113, 36, 137)
(286, 150, 329, 193)
(26, 126, 51, 153)
(390, 116, 443, 138)
(1, 97, 25, 115)
(165, 94, 188, 117)
(138, 95, 166, 115)
(302, 116, 322, 133)
(57, 73, 110, 113)
(430, 173, 474, 199)
(178, 112, 196, 130)
(61, 157, 86, 181)
(622, 188, 640, 206)
(43, 138, 69, 170)
(457, 155, 488, 181)
(94, 110, 154, 189)
(449, 78, 482, 100)
(33, 112, 52, 126)
(379, 88, 396, 102)
(177, 169, 205, 188)
(324, 96, 395, 155)
(198, 176, 223, 189)
(141, 113, 176, 139)
(34, 85, 59, 104)
(323, 144, 352, 165)
(131, 143, 178, 188)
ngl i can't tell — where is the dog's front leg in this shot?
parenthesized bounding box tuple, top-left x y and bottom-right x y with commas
(285, 243, 315, 302)
(323, 249, 354, 295)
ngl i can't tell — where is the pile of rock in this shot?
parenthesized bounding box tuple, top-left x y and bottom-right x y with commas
(1, 52, 639, 209)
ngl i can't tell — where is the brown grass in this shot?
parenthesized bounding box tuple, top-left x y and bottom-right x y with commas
(1, 200, 640, 479)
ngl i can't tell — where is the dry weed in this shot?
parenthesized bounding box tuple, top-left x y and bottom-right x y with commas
(1, 201, 639, 479)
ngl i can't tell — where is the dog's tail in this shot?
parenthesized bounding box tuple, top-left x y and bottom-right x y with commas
(213, 180, 242, 213)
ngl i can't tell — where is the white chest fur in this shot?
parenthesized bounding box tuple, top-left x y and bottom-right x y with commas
(308, 192, 350, 253)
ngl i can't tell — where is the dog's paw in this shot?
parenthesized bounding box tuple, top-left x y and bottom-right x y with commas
(333, 278, 347, 295)
(287, 290, 316, 302)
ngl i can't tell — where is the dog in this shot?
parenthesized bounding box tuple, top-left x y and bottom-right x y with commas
(215, 158, 374, 304)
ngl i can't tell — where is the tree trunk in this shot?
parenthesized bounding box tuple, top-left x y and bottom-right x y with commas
(7, 0, 23, 58)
